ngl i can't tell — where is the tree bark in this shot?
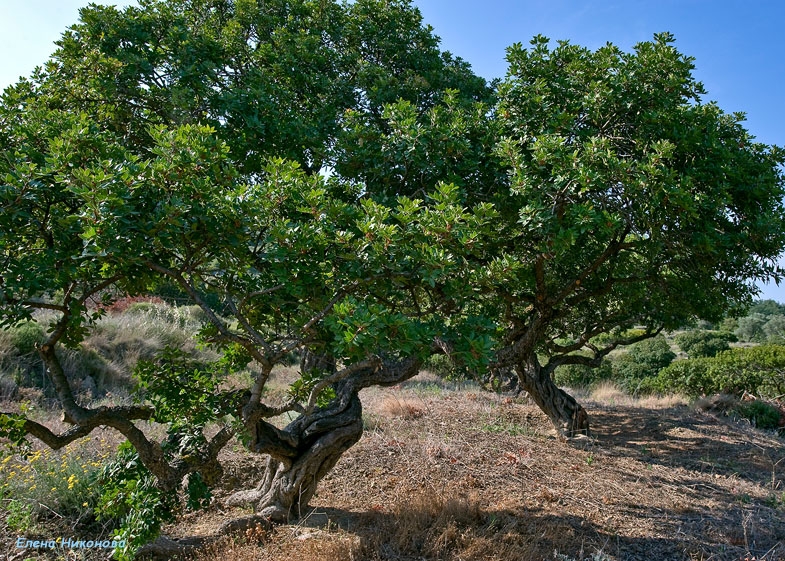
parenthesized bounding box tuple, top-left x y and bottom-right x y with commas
(516, 359, 590, 438)
(227, 392, 364, 521)
(228, 355, 422, 521)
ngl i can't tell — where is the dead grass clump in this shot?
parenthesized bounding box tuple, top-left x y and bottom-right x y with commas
(190, 527, 361, 561)
(358, 489, 483, 559)
(635, 392, 688, 409)
(588, 381, 688, 409)
(694, 393, 739, 413)
(378, 395, 427, 419)
(589, 381, 630, 405)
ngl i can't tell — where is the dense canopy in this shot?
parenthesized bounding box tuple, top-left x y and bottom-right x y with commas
(1, 0, 783, 555)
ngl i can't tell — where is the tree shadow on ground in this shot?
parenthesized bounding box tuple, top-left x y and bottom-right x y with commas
(295, 500, 783, 561)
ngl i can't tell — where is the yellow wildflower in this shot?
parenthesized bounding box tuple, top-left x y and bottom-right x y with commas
(67, 474, 78, 490)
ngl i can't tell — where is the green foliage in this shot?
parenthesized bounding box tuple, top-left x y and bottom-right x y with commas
(734, 400, 782, 430)
(735, 313, 769, 343)
(97, 442, 179, 560)
(763, 315, 785, 343)
(0, 410, 31, 454)
(553, 361, 613, 389)
(648, 345, 785, 397)
(6, 322, 46, 355)
(5, 498, 36, 532)
(287, 368, 337, 409)
(748, 299, 785, 317)
(674, 330, 736, 358)
(134, 347, 226, 427)
(1, 0, 785, 547)
(611, 336, 675, 393)
(0, 443, 109, 533)
(492, 31, 785, 373)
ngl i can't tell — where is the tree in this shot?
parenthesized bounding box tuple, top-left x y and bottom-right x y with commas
(0, 0, 494, 551)
(338, 33, 785, 436)
(2, 2, 784, 554)
(484, 34, 784, 435)
(736, 313, 769, 342)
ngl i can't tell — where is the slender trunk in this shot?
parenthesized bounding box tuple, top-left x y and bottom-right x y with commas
(516, 359, 590, 438)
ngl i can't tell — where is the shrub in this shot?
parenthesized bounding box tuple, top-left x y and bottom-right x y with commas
(553, 361, 612, 389)
(0, 442, 111, 530)
(97, 442, 180, 560)
(734, 400, 783, 430)
(611, 336, 675, 394)
(648, 345, 785, 398)
(674, 330, 736, 358)
(7, 321, 46, 356)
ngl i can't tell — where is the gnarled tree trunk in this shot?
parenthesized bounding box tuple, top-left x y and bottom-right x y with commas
(228, 355, 422, 521)
(227, 392, 363, 521)
(516, 359, 590, 438)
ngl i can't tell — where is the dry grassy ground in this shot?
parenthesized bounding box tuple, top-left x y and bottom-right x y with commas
(180, 376, 785, 561)
(3, 374, 784, 561)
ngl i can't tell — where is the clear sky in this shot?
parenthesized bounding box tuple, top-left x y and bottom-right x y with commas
(2, 0, 784, 301)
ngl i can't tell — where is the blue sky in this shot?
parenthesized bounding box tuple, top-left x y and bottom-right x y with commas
(2, 0, 784, 301)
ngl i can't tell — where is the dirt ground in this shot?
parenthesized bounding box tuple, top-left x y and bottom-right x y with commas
(4, 376, 784, 561)
(183, 377, 785, 561)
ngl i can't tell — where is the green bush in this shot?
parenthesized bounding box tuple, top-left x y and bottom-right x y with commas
(553, 361, 612, 389)
(675, 330, 736, 358)
(648, 345, 785, 398)
(611, 336, 675, 393)
(0, 443, 110, 532)
(735, 400, 782, 430)
(7, 322, 46, 356)
(97, 442, 179, 561)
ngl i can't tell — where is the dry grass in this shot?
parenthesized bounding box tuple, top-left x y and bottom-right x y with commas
(180, 378, 785, 561)
(585, 380, 689, 409)
(377, 395, 428, 419)
(3, 371, 785, 561)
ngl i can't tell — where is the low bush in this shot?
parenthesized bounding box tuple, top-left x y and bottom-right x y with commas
(0, 440, 113, 530)
(646, 345, 785, 398)
(6, 322, 47, 356)
(734, 400, 783, 430)
(611, 336, 675, 394)
(553, 361, 612, 389)
(674, 330, 736, 358)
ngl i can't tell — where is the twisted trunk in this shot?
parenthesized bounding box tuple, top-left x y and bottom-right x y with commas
(228, 355, 421, 520)
(516, 359, 590, 438)
(249, 394, 363, 521)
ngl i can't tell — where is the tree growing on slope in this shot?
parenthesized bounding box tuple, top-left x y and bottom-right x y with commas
(0, 0, 495, 550)
(485, 34, 784, 435)
(1, 1, 784, 554)
(342, 33, 785, 436)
